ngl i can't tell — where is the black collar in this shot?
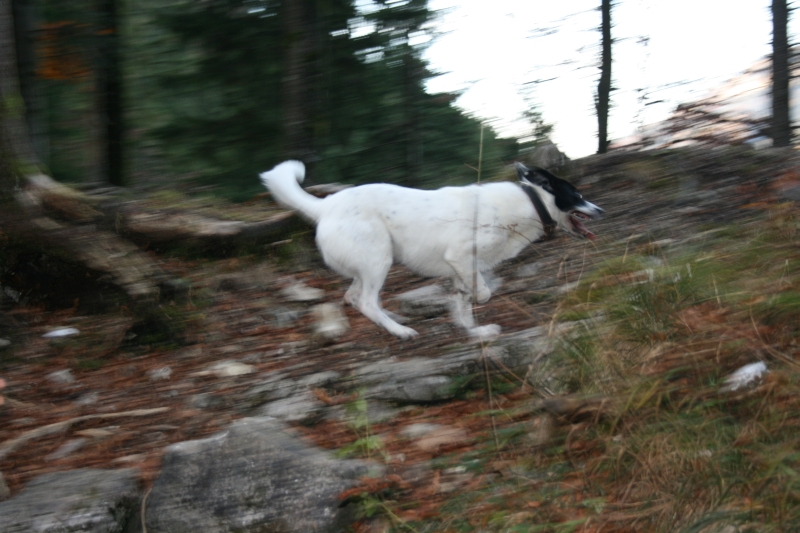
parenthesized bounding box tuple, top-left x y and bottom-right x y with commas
(520, 183, 556, 240)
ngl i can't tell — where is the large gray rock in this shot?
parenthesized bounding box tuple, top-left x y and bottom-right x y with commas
(393, 284, 450, 317)
(145, 416, 376, 533)
(258, 390, 325, 422)
(531, 141, 568, 170)
(0, 471, 9, 501)
(352, 326, 563, 402)
(0, 468, 141, 533)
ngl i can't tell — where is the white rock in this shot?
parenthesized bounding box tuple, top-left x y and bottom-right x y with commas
(207, 360, 255, 377)
(280, 281, 324, 302)
(400, 423, 442, 440)
(311, 303, 350, 340)
(43, 327, 80, 338)
(148, 367, 173, 381)
(721, 361, 767, 392)
(47, 369, 75, 385)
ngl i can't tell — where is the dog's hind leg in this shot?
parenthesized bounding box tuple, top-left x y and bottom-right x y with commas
(345, 278, 408, 324)
(318, 220, 417, 339)
(344, 279, 361, 307)
(355, 274, 418, 339)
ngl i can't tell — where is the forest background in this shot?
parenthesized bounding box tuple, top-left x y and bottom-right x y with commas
(17, 0, 533, 201)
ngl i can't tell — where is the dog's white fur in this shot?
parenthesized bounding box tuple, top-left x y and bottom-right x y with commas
(260, 161, 575, 340)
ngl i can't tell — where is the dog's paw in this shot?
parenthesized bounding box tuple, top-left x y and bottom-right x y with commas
(390, 324, 419, 340)
(476, 287, 492, 304)
(384, 310, 410, 324)
(469, 324, 501, 341)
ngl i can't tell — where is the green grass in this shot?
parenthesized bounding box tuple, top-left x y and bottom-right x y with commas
(386, 207, 800, 533)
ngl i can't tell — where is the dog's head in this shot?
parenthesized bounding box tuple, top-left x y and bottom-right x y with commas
(515, 162, 604, 240)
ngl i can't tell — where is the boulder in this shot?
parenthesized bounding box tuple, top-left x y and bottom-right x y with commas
(145, 416, 377, 533)
(258, 390, 325, 422)
(0, 468, 141, 532)
(351, 325, 564, 402)
(393, 284, 450, 317)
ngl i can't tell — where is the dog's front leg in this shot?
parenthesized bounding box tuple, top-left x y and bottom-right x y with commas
(444, 254, 492, 304)
(449, 288, 501, 341)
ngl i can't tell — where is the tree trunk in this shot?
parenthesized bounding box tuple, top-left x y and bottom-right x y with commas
(596, 0, 612, 154)
(0, 0, 163, 301)
(11, 0, 47, 164)
(96, 0, 124, 185)
(281, 0, 312, 162)
(771, 0, 791, 148)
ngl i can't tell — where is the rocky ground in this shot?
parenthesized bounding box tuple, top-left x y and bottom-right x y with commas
(0, 147, 798, 531)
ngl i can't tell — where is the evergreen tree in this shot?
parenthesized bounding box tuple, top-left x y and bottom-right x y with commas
(771, 0, 792, 147)
(127, 0, 514, 196)
(96, 0, 124, 185)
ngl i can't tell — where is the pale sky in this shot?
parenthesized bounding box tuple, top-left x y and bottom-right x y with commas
(423, 0, 797, 158)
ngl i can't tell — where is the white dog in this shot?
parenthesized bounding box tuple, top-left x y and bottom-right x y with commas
(260, 161, 603, 340)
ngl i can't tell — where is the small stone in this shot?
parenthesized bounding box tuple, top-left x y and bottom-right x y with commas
(207, 360, 254, 377)
(280, 281, 324, 302)
(217, 344, 244, 354)
(3, 286, 21, 302)
(414, 426, 468, 453)
(721, 361, 768, 392)
(46, 369, 75, 385)
(0, 338, 10, 348)
(189, 393, 224, 410)
(311, 303, 350, 340)
(42, 327, 80, 338)
(171, 346, 204, 360)
(400, 423, 442, 440)
(74, 392, 99, 406)
(148, 366, 173, 381)
(269, 307, 305, 328)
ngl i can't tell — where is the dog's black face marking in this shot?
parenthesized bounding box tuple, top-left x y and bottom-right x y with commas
(515, 162, 604, 239)
(516, 165, 582, 211)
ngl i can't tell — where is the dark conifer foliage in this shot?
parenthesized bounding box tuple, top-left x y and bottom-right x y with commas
(16, 0, 516, 197)
(132, 0, 516, 198)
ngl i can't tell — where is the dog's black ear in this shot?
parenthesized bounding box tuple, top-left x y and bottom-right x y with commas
(515, 162, 553, 192)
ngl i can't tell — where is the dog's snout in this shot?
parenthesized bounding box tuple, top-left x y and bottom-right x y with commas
(582, 200, 604, 219)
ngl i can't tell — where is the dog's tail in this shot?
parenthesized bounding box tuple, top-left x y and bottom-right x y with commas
(259, 160, 323, 223)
